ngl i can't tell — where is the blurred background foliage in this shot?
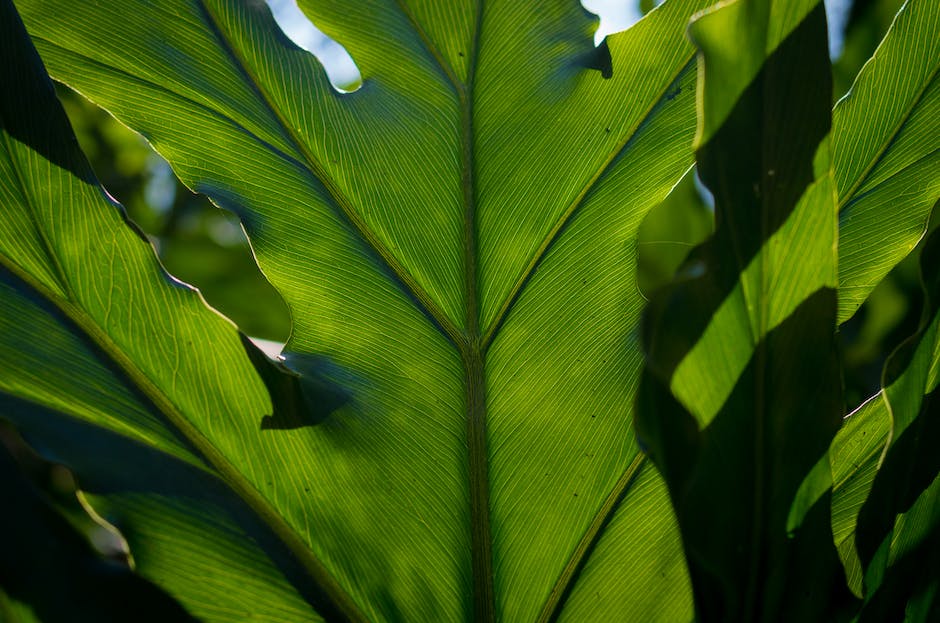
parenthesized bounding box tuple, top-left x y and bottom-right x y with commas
(1, 0, 935, 617)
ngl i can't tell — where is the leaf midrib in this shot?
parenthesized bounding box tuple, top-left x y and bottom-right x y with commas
(393, 1, 496, 619)
(3, 112, 366, 614)
(398, 9, 709, 619)
(204, 1, 503, 619)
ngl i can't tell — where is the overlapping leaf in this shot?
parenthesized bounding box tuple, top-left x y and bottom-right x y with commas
(829, 226, 940, 620)
(0, 440, 198, 622)
(635, 0, 856, 620)
(3, 0, 722, 619)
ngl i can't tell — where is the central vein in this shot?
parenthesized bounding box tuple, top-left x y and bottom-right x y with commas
(459, 1, 494, 618)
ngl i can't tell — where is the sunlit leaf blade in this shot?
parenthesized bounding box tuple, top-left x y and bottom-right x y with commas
(635, 1, 856, 620)
(553, 460, 693, 622)
(834, 0, 940, 323)
(8, 0, 720, 619)
(831, 227, 940, 620)
(829, 394, 891, 596)
(0, 3, 346, 620)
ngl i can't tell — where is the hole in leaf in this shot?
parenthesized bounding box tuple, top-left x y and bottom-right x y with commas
(266, 0, 362, 93)
(824, 0, 853, 59)
(582, 39, 614, 79)
(581, 0, 645, 45)
(583, 0, 852, 56)
(58, 85, 292, 344)
(693, 166, 715, 212)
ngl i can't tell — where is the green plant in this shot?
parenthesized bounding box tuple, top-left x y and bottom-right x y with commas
(0, 0, 937, 621)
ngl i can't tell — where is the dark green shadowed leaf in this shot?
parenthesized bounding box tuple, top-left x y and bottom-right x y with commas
(0, 442, 198, 623)
(830, 227, 940, 621)
(636, 1, 856, 620)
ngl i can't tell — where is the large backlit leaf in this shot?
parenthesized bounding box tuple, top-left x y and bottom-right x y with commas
(635, 0, 856, 620)
(2, 0, 721, 619)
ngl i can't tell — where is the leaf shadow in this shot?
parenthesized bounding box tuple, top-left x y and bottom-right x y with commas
(240, 335, 351, 430)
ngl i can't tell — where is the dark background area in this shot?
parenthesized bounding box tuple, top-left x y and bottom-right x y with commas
(2, 0, 934, 618)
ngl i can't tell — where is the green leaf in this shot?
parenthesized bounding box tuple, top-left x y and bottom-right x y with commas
(830, 226, 940, 620)
(635, 0, 857, 620)
(2, 0, 720, 619)
(834, 0, 940, 323)
(830, 394, 892, 596)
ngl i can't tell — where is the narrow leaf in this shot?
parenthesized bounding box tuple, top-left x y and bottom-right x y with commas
(636, 1, 856, 620)
(832, 227, 940, 620)
(834, 0, 940, 322)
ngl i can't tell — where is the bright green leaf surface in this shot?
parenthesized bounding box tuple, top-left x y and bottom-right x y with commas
(834, 0, 940, 323)
(635, 0, 856, 620)
(2, 0, 722, 620)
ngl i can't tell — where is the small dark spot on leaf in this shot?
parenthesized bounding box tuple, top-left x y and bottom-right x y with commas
(458, 51, 464, 57)
(604, 127, 610, 133)
(666, 85, 682, 101)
